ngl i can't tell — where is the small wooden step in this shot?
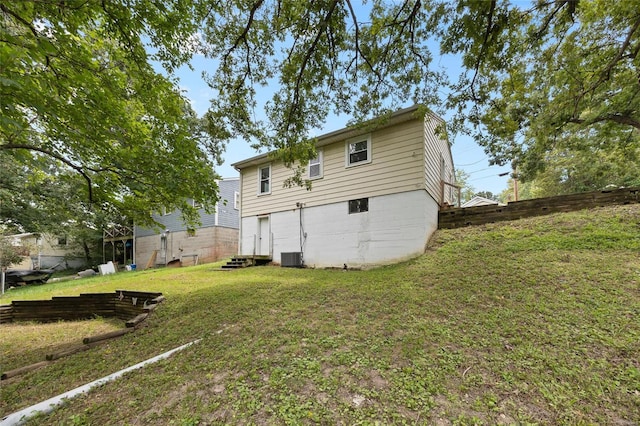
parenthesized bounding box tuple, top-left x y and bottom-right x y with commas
(220, 256, 272, 270)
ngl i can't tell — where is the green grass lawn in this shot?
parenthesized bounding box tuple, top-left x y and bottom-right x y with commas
(1, 204, 639, 425)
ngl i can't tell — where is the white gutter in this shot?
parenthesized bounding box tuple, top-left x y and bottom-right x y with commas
(1, 339, 201, 426)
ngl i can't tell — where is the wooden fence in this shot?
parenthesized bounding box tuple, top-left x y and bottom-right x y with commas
(438, 186, 640, 229)
(0, 290, 162, 324)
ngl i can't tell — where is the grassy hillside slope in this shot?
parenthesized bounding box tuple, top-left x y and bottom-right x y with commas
(1, 204, 639, 425)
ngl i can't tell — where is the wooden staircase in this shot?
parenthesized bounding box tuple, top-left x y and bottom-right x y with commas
(221, 257, 252, 270)
(221, 256, 272, 270)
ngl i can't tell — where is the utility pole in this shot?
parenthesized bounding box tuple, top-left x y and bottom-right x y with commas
(512, 162, 519, 202)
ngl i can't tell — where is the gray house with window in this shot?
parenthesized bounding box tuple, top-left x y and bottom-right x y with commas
(134, 178, 240, 269)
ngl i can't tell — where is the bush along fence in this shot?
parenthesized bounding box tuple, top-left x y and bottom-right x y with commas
(0, 290, 164, 380)
(438, 186, 640, 229)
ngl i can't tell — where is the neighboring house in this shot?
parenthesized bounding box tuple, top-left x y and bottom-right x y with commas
(6, 233, 85, 270)
(461, 196, 501, 208)
(134, 178, 240, 269)
(232, 105, 455, 268)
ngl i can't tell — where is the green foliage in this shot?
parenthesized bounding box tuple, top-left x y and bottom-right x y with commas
(473, 191, 497, 202)
(1, 2, 220, 230)
(0, 235, 23, 269)
(455, 169, 475, 204)
(435, 1, 640, 181)
(526, 144, 640, 198)
(2, 0, 638, 230)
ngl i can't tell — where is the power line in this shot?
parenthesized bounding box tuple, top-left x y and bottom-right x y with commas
(456, 156, 487, 167)
(469, 173, 510, 182)
(466, 166, 492, 174)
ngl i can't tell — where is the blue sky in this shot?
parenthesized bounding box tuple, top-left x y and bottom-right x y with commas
(174, 52, 512, 197)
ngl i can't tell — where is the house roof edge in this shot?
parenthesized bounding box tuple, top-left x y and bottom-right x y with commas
(232, 105, 439, 169)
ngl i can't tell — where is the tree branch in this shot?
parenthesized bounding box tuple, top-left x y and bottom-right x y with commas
(469, 0, 496, 102)
(344, 0, 381, 82)
(223, 0, 264, 65)
(595, 16, 640, 88)
(0, 4, 39, 38)
(568, 114, 640, 131)
(1, 144, 94, 202)
(531, 1, 567, 41)
(286, 0, 340, 131)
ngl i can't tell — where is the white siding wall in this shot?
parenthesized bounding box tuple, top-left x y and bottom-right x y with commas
(240, 119, 426, 217)
(423, 114, 455, 205)
(239, 190, 438, 268)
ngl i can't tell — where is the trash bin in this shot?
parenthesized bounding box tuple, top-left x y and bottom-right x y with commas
(130, 264, 136, 271)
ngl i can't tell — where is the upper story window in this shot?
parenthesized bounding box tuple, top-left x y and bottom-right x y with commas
(162, 207, 172, 216)
(309, 150, 323, 179)
(57, 235, 67, 246)
(234, 191, 240, 209)
(346, 135, 371, 167)
(258, 164, 271, 195)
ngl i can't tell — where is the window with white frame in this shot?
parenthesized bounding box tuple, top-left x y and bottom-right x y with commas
(192, 199, 201, 209)
(258, 165, 271, 195)
(309, 150, 323, 179)
(234, 191, 240, 209)
(346, 135, 371, 167)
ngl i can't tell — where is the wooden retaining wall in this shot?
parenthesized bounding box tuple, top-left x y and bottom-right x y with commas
(1, 290, 165, 380)
(0, 290, 162, 324)
(438, 187, 640, 229)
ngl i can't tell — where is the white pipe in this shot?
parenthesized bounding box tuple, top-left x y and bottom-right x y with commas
(1, 339, 201, 426)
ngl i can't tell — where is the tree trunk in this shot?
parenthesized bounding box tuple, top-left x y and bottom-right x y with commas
(83, 240, 91, 265)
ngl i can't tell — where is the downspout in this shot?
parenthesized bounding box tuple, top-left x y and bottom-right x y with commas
(236, 169, 243, 256)
(297, 202, 306, 266)
(132, 224, 136, 266)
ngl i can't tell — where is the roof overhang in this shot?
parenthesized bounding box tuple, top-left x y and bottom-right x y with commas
(232, 105, 440, 170)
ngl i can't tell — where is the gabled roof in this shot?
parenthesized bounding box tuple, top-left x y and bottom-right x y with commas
(232, 105, 443, 170)
(461, 196, 500, 208)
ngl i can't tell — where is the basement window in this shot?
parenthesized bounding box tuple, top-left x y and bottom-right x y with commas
(348, 198, 369, 214)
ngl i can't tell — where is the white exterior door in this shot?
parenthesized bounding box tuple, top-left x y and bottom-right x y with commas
(258, 216, 270, 256)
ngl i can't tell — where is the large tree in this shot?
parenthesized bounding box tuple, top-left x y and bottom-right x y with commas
(2, 0, 638, 233)
(1, 1, 220, 230)
(521, 143, 640, 198)
(434, 0, 640, 181)
(198, 0, 640, 185)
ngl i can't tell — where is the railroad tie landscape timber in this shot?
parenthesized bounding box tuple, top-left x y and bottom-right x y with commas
(438, 186, 640, 229)
(0, 290, 164, 381)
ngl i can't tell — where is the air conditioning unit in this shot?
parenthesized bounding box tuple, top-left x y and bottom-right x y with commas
(281, 252, 303, 267)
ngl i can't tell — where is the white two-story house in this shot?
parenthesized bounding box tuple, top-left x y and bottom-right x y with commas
(232, 105, 455, 268)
